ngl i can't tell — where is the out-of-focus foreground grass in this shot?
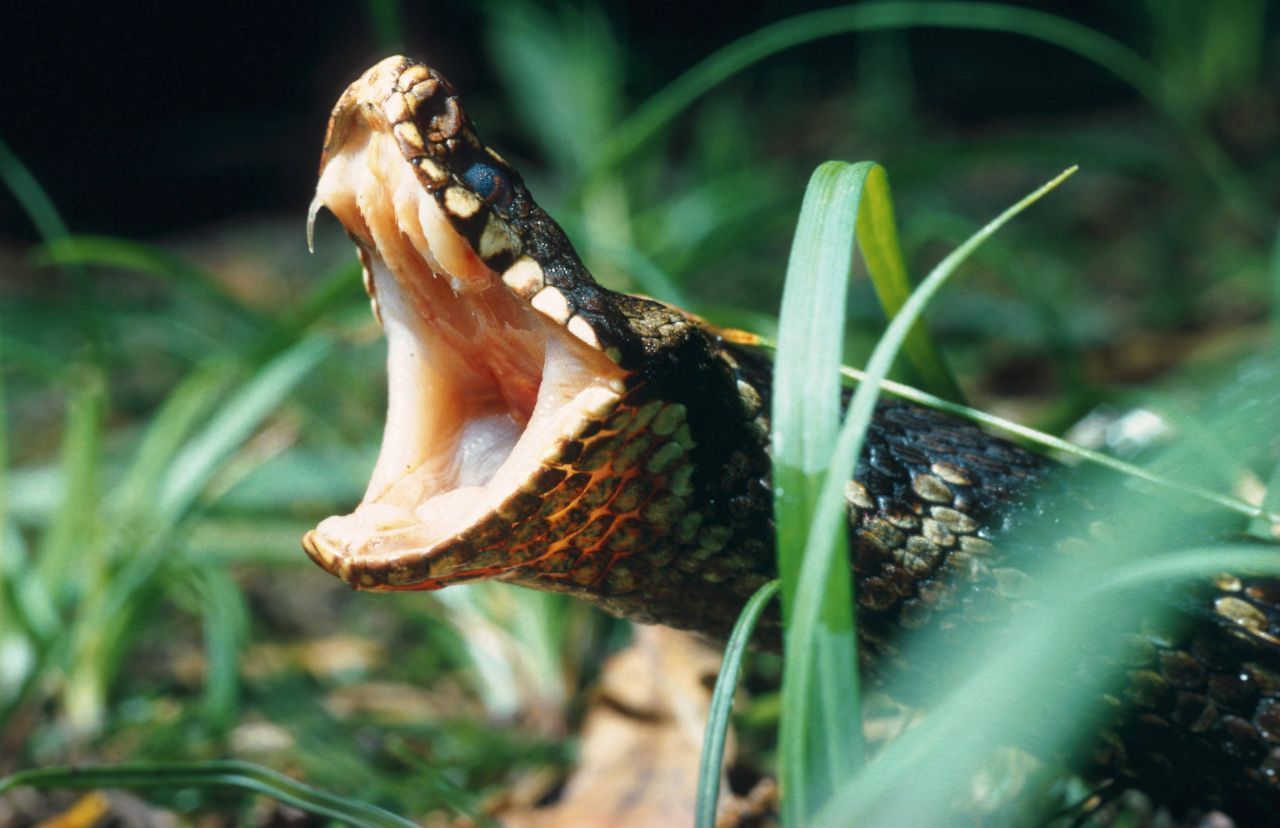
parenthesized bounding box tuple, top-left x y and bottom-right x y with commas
(2, 1, 1277, 824)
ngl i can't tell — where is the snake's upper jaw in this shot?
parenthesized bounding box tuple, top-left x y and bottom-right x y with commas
(303, 58, 626, 590)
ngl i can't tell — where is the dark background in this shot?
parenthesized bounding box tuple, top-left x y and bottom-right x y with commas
(1, 1, 1165, 241)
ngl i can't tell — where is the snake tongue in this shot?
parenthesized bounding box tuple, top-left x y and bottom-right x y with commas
(302, 85, 625, 589)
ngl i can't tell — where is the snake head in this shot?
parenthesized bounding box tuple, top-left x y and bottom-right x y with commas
(302, 57, 703, 598)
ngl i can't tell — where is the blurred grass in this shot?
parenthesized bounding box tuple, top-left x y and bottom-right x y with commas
(1, 0, 1277, 824)
(582, 1, 1265, 220)
(0, 761, 419, 828)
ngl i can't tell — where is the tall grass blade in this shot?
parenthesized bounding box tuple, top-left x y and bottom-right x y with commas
(777, 164, 1076, 824)
(773, 160, 870, 824)
(695, 580, 780, 828)
(35, 374, 106, 602)
(855, 164, 961, 401)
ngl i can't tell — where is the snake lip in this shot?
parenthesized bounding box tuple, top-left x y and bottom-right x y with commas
(304, 57, 627, 590)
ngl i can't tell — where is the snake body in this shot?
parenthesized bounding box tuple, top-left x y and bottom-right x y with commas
(302, 57, 1280, 819)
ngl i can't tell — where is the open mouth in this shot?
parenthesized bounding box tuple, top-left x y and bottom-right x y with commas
(302, 58, 628, 590)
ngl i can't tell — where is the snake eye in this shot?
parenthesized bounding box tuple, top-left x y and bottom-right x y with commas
(461, 162, 512, 207)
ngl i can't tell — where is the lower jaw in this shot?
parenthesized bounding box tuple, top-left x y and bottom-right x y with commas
(303, 309, 627, 589)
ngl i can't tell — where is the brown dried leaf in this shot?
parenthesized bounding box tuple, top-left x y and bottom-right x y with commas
(498, 626, 769, 828)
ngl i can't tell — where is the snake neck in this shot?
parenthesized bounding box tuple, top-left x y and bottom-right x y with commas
(499, 307, 783, 639)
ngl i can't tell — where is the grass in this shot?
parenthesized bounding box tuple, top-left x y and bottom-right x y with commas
(583, 1, 1262, 220)
(772, 164, 1083, 826)
(749, 162, 1277, 824)
(0, 762, 417, 828)
(2, 1, 1278, 825)
(696, 156, 1179, 826)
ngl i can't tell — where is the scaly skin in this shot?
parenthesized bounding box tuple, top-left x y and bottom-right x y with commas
(301, 57, 1280, 819)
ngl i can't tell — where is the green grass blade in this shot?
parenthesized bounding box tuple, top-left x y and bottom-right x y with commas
(186, 566, 248, 733)
(695, 579, 780, 828)
(1260, 463, 1280, 541)
(112, 365, 235, 527)
(0, 371, 38, 717)
(1271, 225, 1280, 358)
(0, 136, 104, 358)
(59, 337, 331, 722)
(156, 336, 330, 522)
(0, 539, 57, 728)
(809, 529, 1280, 827)
(773, 160, 871, 825)
(855, 164, 962, 402)
(0, 761, 417, 828)
(779, 164, 1076, 824)
(34, 235, 262, 322)
(1259, 275, 1280, 534)
(0, 137, 72, 246)
(773, 162, 868, 557)
(258, 260, 365, 355)
(0, 524, 59, 646)
(487, 0, 622, 173)
(792, 167, 1078, 826)
(35, 373, 107, 602)
(827, 365, 1280, 528)
(1080, 545, 1280, 597)
(591, 2, 1252, 214)
(0, 359, 7, 573)
(829, 166, 1079, 504)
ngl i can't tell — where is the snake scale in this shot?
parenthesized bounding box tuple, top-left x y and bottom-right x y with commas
(301, 57, 1280, 820)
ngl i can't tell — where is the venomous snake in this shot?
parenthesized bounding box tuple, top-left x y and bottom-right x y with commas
(301, 57, 1280, 820)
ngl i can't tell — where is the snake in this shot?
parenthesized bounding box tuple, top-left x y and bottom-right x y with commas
(300, 57, 1280, 820)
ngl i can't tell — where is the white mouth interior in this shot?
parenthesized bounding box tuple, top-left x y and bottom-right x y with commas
(310, 130, 623, 557)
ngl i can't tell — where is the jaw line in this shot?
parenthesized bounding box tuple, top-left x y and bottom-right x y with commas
(302, 128, 625, 589)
